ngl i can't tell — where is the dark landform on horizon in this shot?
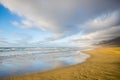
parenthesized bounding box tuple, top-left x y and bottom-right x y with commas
(98, 37, 120, 46)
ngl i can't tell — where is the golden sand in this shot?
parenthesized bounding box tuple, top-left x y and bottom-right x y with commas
(1, 46, 120, 80)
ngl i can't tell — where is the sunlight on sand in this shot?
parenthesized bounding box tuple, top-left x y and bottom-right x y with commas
(1, 46, 120, 80)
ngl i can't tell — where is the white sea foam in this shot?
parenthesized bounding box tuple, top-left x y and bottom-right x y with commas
(0, 47, 90, 78)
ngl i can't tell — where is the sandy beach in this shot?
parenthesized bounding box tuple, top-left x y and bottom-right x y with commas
(1, 46, 120, 80)
(1, 0, 120, 80)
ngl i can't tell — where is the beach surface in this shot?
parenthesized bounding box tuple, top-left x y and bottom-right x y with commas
(2, 46, 120, 80)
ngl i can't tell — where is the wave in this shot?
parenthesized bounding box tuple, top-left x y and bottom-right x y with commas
(0, 47, 90, 78)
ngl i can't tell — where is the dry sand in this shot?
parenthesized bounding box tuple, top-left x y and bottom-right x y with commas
(1, 46, 120, 80)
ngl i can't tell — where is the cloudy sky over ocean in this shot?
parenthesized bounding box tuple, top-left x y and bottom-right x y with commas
(0, 0, 120, 47)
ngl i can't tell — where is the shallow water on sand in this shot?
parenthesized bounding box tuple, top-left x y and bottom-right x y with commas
(0, 47, 90, 78)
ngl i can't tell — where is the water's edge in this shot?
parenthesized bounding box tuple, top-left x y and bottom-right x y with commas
(0, 47, 91, 78)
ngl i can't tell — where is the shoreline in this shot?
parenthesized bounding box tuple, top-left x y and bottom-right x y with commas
(0, 50, 90, 78)
(2, 46, 120, 80)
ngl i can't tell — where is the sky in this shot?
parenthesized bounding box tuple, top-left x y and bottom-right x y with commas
(0, 0, 120, 47)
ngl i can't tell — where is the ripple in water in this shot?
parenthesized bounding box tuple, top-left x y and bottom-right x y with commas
(0, 47, 90, 78)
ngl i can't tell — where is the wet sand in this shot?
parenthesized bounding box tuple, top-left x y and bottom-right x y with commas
(1, 46, 120, 80)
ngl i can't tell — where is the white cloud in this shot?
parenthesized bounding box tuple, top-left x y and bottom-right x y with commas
(0, 0, 120, 47)
(0, 0, 120, 40)
(73, 11, 120, 44)
(0, 0, 81, 38)
(0, 37, 10, 46)
(12, 20, 34, 29)
(82, 11, 120, 33)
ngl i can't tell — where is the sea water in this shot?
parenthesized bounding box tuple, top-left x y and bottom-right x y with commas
(0, 47, 90, 78)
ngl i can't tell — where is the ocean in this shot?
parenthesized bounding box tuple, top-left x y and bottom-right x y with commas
(0, 47, 90, 78)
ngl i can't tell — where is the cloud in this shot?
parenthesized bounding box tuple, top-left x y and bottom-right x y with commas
(0, 0, 81, 39)
(73, 11, 120, 44)
(0, 37, 10, 46)
(0, 33, 34, 47)
(0, 0, 120, 47)
(12, 20, 34, 29)
(81, 11, 120, 33)
(0, 0, 120, 40)
(14, 33, 33, 45)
